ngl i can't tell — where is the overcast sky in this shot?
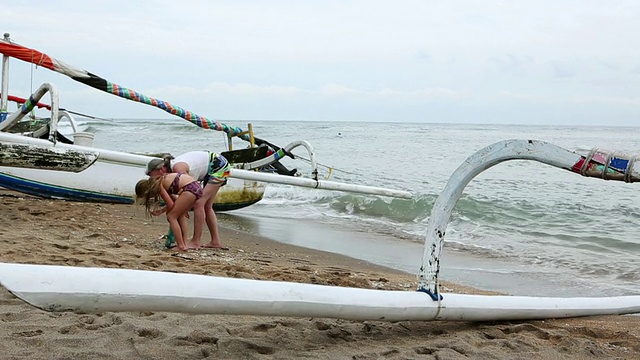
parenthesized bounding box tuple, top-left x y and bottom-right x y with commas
(3, 1, 640, 125)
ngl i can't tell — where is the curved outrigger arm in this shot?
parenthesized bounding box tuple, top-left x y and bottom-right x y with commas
(237, 140, 318, 180)
(418, 139, 640, 300)
(0, 83, 60, 143)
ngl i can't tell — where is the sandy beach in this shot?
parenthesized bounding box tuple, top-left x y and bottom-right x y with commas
(0, 189, 639, 359)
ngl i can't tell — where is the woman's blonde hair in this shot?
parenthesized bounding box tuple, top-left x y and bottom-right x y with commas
(135, 177, 163, 216)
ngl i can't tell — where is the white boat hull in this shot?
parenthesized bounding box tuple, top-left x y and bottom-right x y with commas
(0, 131, 265, 211)
(0, 141, 97, 172)
(1, 263, 639, 321)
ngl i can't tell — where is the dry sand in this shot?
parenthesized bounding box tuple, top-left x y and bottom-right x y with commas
(0, 189, 639, 359)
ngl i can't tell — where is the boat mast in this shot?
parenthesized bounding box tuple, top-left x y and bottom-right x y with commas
(0, 33, 10, 123)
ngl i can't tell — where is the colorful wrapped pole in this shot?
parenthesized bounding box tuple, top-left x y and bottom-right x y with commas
(571, 148, 639, 182)
(0, 38, 251, 142)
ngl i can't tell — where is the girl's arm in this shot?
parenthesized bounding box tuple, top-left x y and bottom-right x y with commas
(159, 185, 175, 213)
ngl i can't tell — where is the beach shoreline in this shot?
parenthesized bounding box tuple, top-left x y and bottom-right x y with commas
(218, 210, 621, 297)
(1, 190, 639, 359)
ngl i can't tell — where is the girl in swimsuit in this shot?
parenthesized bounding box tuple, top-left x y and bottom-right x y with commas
(135, 172, 203, 251)
(145, 151, 231, 249)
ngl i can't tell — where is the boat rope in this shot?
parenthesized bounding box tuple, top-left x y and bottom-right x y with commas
(575, 147, 639, 182)
(602, 152, 613, 180)
(624, 156, 636, 183)
(291, 156, 337, 180)
(579, 148, 597, 176)
(62, 109, 113, 122)
(0, 93, 112, 122)
(325, 167, 333, 180)
(294, 155, 401, 184)
(29, 53, 34, 98)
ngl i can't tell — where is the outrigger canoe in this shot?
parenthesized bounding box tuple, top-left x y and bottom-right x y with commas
(0, 34, 410, 209)
(0, 140, 638, 321)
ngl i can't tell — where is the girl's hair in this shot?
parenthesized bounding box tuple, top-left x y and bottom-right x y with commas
(135, 177, 164, 216)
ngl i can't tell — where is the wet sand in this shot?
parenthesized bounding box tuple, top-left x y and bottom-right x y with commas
(0, 190, 639, 359)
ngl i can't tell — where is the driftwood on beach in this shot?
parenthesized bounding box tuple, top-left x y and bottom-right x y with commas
(0, 142, 98, 172)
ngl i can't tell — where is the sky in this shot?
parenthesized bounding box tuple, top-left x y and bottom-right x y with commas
(2, 0, 640, 125)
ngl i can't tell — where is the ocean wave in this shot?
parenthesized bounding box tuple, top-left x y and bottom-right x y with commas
(329, 194, 436, 223)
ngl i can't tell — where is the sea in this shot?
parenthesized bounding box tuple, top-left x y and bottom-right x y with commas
(77, 118, 640, 297)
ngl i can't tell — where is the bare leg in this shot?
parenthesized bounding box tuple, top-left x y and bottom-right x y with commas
(179, 214, 195, 249)
(166, 217, 186, 251)
(201, 183, 224, 248)
(166, 193, 196, 251)
(189, 198, 206, 248)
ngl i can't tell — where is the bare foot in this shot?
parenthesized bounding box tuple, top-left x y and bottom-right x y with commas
(186, 242, 201, 250)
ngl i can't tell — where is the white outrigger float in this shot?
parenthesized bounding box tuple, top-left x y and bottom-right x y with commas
(1, 139, 639, 321)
